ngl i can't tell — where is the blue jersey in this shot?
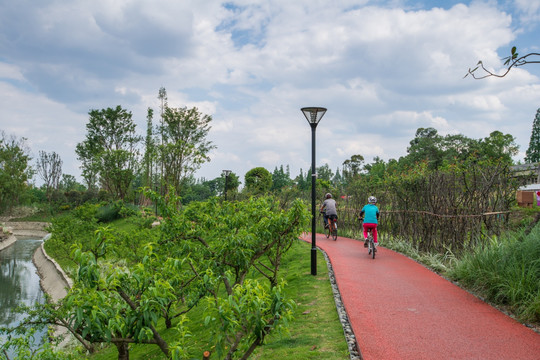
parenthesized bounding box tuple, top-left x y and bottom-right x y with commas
(361, 204, 379, 224)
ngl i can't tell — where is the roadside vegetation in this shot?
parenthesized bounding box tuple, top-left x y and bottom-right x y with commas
(1, 197, 351, 360)
(2, 95, 540, 358)
(448, 223, 540, 324)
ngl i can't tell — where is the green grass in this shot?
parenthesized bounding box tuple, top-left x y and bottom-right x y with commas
(250, 241, 349, 359)
(448, 227, 540, 323)
(383, 237, 458, 273)
(80, 240, 349, 359)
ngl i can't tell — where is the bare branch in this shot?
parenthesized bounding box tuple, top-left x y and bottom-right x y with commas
(465, 47, 540, 79)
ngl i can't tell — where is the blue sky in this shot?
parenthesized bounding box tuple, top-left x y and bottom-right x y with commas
(1, 0, 539, 186)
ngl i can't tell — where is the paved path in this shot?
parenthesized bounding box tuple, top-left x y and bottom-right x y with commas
(301, 233, 540, 360)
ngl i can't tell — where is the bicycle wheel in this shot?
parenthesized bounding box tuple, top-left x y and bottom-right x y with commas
(331, 222, 337, 241)
(325, 222, 330, 238)
(371, 239, 376, 259)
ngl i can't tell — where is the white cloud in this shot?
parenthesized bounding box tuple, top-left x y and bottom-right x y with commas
(1, 0, 539, 184)
(0, 63, 24, 81)
(514, 0, 540, 24)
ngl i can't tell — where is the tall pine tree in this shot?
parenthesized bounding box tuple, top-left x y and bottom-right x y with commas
(525, 108, 540, 163)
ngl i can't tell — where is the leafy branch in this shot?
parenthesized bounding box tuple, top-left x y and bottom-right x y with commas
(465, 46, 540, 79)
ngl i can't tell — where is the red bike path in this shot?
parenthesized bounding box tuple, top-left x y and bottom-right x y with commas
(300, 233, 540, 360)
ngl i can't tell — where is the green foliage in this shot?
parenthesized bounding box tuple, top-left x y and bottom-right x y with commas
(449, 227, 540, 322)
(36, 150, 63, 202)
(0, 327, 79, 360)
(43, 204, 100, 273)
(158, 105, 216, 195)
(245, 167, 273, 195)
(72, 240, 348, 360)
(316, 164, 334, 182)
(76, 105, 141, 198)
(525, 108, 540, 163)
(271, 165, 293, 192)
(0, 131, 33, 212)
(59, 174, 85, 192)
(403, 127, 518, 170)
(383, 237, 458, 273)
(95, 203, 121, 223)
(205, 280, 295, 359)
(342, 154, 364, 181)
(94, 201, 139, 223)
(17, 195, 310, 360)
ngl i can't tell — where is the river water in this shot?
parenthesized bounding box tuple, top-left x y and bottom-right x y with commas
(0, 237, 47, 356)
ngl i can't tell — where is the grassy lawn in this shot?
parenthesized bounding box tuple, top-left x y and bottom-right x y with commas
(83, 239, 349, 359)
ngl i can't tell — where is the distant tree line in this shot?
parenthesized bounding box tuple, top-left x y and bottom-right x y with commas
(1, 93, 539, 222)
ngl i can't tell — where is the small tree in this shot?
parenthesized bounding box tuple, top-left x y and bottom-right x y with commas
(271, 165, 292, 192)
(525, 108, 540, 163)
(76, 106, 141, 199)
(36, 150, 63, 201)
(0, 131, 33, 212)
(159, 106, 215, 194)
(143, 107, 156, 189)
(342, 154, 364, 181)
(245, 167, 272, 195)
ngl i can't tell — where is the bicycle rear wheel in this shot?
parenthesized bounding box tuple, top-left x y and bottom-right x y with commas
(367, 235, 375, 258)
(325, 222, 330, 238)
(331, 222, 337, 241)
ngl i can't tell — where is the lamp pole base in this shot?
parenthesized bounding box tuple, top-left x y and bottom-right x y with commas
(311, 247, 317, 275)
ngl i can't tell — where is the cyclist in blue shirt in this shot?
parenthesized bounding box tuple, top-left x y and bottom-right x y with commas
(359, 196, 379, 248)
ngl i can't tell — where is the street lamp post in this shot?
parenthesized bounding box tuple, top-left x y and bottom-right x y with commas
(301, 107, 327, 276)
(222, 170, 232, 200)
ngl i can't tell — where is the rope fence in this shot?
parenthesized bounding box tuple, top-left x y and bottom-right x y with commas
(337, 208, 511, 253)
(329, 163, 517, 253)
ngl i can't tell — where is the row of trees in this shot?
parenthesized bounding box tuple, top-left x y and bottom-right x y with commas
(2, 194, 310, 360)
(1, 96, 539, 216)
(75, 88, 215, 202)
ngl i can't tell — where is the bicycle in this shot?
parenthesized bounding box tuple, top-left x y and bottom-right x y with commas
(359, 216, 377, 259)
(328, 215, 338, 241)
(321, 212, 338, 240)
(366, 228, 376, 259)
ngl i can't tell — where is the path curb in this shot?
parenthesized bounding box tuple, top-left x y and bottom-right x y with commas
(317, 245, 362, 360)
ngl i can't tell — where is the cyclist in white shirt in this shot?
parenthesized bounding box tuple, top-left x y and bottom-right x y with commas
(320, 193, 338, 229)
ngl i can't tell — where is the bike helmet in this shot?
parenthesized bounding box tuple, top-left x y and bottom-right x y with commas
(325, 193, 332, 199)
(368, 196, 377, 204)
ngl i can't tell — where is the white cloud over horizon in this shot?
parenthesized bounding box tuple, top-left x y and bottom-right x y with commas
(1, 0, 539, 186)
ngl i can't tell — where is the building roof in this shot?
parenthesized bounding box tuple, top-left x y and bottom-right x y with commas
(518, 183, 540, 191)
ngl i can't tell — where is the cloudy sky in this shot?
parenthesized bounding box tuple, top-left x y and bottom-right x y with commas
(1, 0, 539, 186)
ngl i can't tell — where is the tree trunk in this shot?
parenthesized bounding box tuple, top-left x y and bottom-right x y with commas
(115, 342, 130, 360)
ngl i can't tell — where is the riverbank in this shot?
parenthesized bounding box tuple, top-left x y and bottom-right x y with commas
(0, 221, 71, 305)
(33, 242, 72, 302)
(0, 234, 17, 251)
(0, 222, 73, 347)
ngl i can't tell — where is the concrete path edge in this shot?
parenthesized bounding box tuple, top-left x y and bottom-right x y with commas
(319, 245, 363, 360)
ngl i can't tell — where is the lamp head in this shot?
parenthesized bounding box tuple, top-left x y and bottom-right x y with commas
(301, 107, 327, 125)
